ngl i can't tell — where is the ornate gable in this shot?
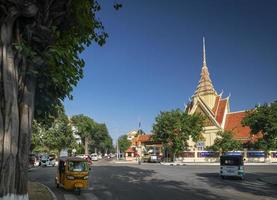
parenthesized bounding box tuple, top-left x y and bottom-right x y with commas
(190, 96, 221, 128)
(195, 106, 214, 126)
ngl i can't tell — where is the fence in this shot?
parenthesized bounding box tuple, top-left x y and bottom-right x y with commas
(175, 150, 277, 163)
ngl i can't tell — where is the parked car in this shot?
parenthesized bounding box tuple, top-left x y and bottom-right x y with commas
(34, 158, 40, 167)
(91, 153, 98, 161)
(29, 154, 37, 168)
(40, 154, 56, 167)
(40, 155, 49, 167)
(76, 154, 84, 159)
(142, 153, 161, 163)
(49, 154, 57, 166)
(83, 155, 93, 166)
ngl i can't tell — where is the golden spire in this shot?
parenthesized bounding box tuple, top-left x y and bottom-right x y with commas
(203, 36, 207, 67)
(194, 37, 217, 96)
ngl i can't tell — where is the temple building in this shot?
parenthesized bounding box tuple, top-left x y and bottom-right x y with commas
(186, 37, 258, 150)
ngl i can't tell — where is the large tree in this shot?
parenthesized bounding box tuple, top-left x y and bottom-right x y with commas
(118, 134, 131, 155)
(0, 1, 119, 199)
(89, 123, 113, 154)
(71, 114, 95, 155)
(71, 115, 114, 155)
(206, 131, 242, 153)
(242, 101, 277, 153)
(152, 109, 204, 160)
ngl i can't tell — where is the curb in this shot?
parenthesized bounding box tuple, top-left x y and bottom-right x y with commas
(160, 162, 218, 166)
(112, 161, 138, 164)
(160, 162, 187, 166)
(160, 162, 277, 166)
(36, 182, 57, 200)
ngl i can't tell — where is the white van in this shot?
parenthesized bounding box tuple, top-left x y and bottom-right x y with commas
(220, 155, 245, 179)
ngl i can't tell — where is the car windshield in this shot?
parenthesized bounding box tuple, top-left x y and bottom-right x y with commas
(68, 161, 88, 172)
(41, 155, 48, 160)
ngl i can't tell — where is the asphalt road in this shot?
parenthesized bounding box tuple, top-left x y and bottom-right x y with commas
(28, 159, 277, 200)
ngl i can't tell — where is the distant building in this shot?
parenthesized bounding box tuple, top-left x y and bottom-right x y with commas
(186, 37, 259, 150)
(124, 129, 162, 160)
(126, 130, 138, 141)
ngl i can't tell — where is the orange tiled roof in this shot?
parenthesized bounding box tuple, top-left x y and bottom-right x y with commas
(132, 134, 152, 146)
(136, 134, 151, 142)
(125, 147, 135, 153)
(215, 99, 227, 125)
(224, 111, 253, 142)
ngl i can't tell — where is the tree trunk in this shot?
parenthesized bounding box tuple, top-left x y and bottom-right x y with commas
(84, 136, 89, 155)
(0, 11, 36, 200)
(173, 153, 176, 162)
(0, 15, 20, 199)
(15, 73, 36, 196)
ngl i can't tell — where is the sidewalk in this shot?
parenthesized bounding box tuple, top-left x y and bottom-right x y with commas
(259, 176, 277, 185)
(113, 160, 138, 164)
(28, 182, 57, 200)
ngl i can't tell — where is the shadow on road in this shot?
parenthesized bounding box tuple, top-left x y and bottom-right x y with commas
(195, 172, 277, 199)
(90, 165, 238, 200)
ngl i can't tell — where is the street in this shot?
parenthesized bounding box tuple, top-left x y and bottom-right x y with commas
(28, 159, 277, 200)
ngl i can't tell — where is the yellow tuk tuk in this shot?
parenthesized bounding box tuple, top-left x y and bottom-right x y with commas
(55, 157, 90, 194)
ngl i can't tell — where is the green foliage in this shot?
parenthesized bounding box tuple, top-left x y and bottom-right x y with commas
(152, 109, 204, 155)
(206, 131, 242, 152)
(242, 101, 277, 152)
(71, 115, 113, 154)
(31, 120, 44, 152)
(71, 114, 96, 141)
(89, 123, 114, 154)
(14, 0, 118, 125)
(31, 105, 76, 153)
(118, 135, 131, 153)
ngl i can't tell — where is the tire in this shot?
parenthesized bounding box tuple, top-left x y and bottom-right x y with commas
(221, 176, 225, 179)
(55, 179, 59, 188)
(75, 188, 81, 195)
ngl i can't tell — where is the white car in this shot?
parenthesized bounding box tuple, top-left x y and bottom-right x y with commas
(91, 153, 98, 161)
(97, 154, 102, 159)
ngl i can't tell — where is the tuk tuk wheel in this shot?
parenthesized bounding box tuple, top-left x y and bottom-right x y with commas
(75, 188, 81, 195)
(55, 181, 59, 188)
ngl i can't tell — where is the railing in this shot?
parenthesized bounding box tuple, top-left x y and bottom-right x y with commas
(197, 151, 219, 158)
(176, 150, 277, 163)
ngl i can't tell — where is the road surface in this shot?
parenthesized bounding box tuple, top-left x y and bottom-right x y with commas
(28, 159, 277, 200)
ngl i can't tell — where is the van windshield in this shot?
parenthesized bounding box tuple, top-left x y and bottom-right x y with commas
(220, 156, 242, 166)
(68, 161, 88, 172)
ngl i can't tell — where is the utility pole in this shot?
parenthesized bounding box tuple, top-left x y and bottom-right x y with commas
(117, 138, 119, 160)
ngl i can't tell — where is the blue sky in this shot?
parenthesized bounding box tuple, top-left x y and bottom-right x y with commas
(64, 0, 277, 142)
